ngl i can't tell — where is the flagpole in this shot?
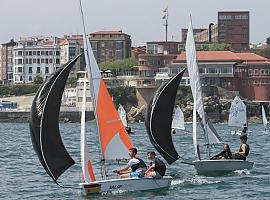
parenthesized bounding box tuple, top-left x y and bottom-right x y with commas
(162, 6, 168, 42)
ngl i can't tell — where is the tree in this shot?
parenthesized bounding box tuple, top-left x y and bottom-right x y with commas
(266, 37, 270, 45)
(67, 77, 77, 87)
(99, 58, 138, 74)
(208, 43, 231, 51)
(33, 75, 44, 84)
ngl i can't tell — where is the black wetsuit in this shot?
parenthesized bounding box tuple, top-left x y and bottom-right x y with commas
(211, 149, 232, 160)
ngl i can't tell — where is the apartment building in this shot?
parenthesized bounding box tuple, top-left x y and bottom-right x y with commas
(0, 39, 16, 84)
(13, 37, 61, 84)
(59, 35, 84, 78)
(89, 30, 131, 63)
(181, 11, 249, 52)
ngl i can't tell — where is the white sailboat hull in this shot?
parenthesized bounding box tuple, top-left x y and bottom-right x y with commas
(80, 176, 172, 195)
(193, 160, 254, 175)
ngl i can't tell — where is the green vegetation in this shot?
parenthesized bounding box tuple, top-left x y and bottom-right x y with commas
(208, 43, 231, 51)
(99, 58, 138, 74)
(33, 75, 44, 84)
(251, 45, 270, 59)
(109, 86, 137, 108)
(0, 84, 40, 97)
(66, 77, 77, 87)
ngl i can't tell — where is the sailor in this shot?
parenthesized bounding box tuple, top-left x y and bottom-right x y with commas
(210, 144, 232, 160)
(114, 147, 147, 178)
(145, 151, 166, 178)
(234, 135, 250, 160)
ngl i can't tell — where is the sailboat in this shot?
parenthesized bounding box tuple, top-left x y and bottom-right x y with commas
(262, 105, 268, 131)
(184, 18, 253, 174)
(29, 0, 172, 195)
(171, 105, 185, 133)
(118, 104, 128, 128)
(118, 104, 134, 134)
(228, 96, 247, 135)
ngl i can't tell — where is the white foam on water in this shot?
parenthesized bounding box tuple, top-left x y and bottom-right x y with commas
(234, 169, 250, 175)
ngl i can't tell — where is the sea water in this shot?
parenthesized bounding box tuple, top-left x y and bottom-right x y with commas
(0, 122, 269, 199)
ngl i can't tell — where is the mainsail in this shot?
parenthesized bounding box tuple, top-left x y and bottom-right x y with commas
(145, 70, 185, 164)
(118, 104, 128, 127)
(228, 96, 247, 128)
(185, 18, 222, 159)
(80, 2, 133, 161)
(29, 55, 81, 184)
(262, 105, 268, 130)
(172, 105, 185, 130)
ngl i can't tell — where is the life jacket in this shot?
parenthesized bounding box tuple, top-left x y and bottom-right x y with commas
(130, 158, 147, 172)
(239, 143, 249, 157)
(152, 158, 166, 177)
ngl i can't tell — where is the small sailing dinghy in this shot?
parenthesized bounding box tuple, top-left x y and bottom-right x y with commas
(29, 0, 172, 195)
(118, 104, 134, 134)
(262, 105, 268, 131)
(172, 105, 185, 133)
(228, 96, 247, 135)
(185, 18, 253, 175)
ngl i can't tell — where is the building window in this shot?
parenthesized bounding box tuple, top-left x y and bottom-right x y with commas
(37, 51, 40, 56)
(29, 76, 32, 82)
(56, 51, 60, 56)
(37, 67, 40, 73)
(18, 59, 23, 64)
(45, 67, 49, 73)
(248, 69, 252, 75)
(18, 51, 23, 56)
(33, 51, 36, 56)
(18, 67, 23, 73)
(29, 67, 32, 74)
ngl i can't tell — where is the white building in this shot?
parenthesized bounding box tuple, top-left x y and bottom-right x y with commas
(13, 37, 61, 84)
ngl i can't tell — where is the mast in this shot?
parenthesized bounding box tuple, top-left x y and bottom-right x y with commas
(162, 7, 168, 42)
(79, 0, 106, 179)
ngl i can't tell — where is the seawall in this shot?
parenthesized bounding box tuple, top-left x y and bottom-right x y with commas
(0, 111, 95, 123)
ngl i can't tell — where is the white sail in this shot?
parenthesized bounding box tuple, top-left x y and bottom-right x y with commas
(228, 96, 247, 128)
(80, 72, 91, 182)
(172, 105, 185, 130)
(118, 104, 128, 127)
(262, 105, 268, 130)
(185, 17, 222, 156)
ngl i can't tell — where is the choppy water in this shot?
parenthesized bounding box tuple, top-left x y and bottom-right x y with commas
(0, 122, 269, 199)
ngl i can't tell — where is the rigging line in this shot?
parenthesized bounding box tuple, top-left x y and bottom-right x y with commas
(78, 0, 106, 180)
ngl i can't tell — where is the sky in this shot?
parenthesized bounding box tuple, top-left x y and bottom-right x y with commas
(1, 0, 269, 46)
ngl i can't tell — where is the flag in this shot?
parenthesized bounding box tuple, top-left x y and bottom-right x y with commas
(162, 6, 168, 19)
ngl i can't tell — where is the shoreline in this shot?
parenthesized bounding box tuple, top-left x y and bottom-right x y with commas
(0, 110, 95, 123)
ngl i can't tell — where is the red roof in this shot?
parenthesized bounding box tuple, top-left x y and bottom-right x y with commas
(176, 51, 270, 63)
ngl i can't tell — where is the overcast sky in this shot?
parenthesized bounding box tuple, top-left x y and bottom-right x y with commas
(1, 0, 269, 46)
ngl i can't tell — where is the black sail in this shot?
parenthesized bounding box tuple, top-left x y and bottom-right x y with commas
(30, 54, 81, 184)
(145, 69, 185, 164)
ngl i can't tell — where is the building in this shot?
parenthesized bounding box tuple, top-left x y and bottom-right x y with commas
(218, 11, 249, 52)
(13, 37, 61, 84)
(157, 51, 270, 101)
(89, 30, 131, 63)
(59, 35, 84, 78)
(181, 11, 250, 52)
(0, 39, 16, 84)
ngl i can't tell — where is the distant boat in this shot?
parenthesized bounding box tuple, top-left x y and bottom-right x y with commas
(228, 96, 247, 135)
(118, 104, 134, 134)
(118, 104, 128, 127)
(184, 17, 253, 175)
(171, 105, 185, 132)
(262, 105, 268, 131)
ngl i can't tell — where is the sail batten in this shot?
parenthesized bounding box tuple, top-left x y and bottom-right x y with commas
(145, 70, 185, 164)
(30, 55, 81, 183)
